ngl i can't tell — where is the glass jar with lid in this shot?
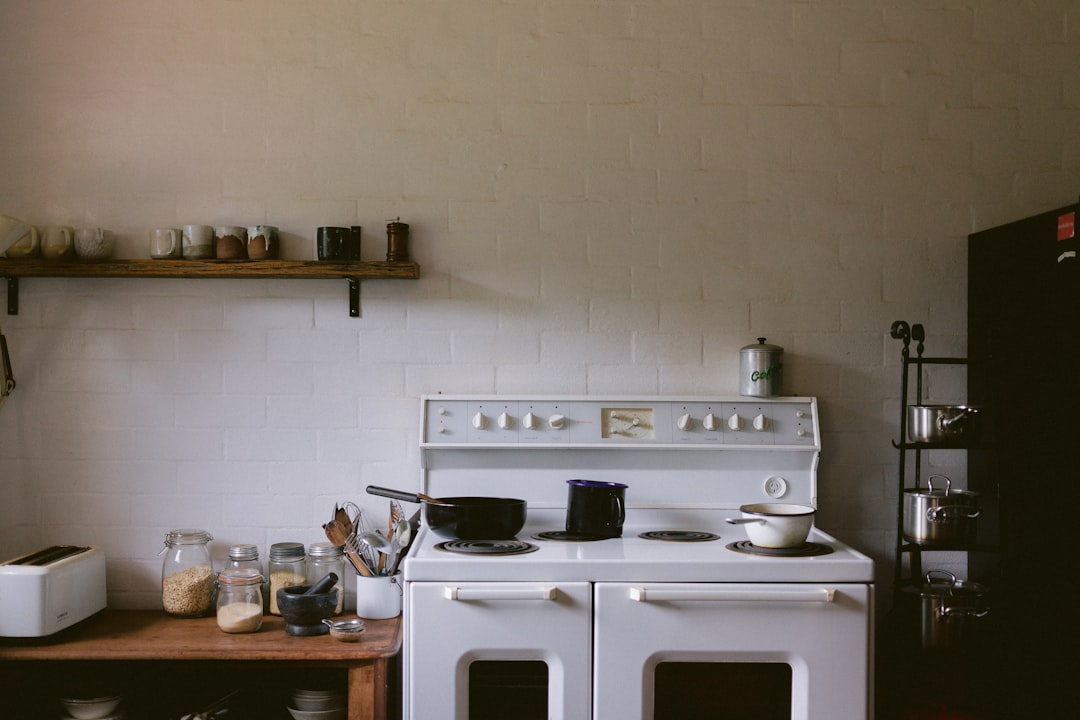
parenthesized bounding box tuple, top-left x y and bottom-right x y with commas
(268, 542, 306, 616)
(308, 542, 345, 615)
(161, 528, 215, 618)
(215, 568, 264, 633)
(225, 543, 266, 611)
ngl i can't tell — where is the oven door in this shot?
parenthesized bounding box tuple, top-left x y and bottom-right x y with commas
(406, 581, 593, 720)
(594, 582, 873, 720)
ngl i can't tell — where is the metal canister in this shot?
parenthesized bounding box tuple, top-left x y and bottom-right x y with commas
(386, 219, 410, 262)
(739, 337, 784, 397)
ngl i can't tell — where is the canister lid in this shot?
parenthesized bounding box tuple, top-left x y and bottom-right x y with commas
(217, 567, 263, 585)
(269, 541, 305, 560)
(308, 541, 344, 558)
(740, 337, 784, 353)
(164, 528, 212, 546)
(227, 543, 259, 561)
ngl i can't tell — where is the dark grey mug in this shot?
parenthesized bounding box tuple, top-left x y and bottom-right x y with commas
(317, 226, 350, 260)
(566, 479, 627, 538)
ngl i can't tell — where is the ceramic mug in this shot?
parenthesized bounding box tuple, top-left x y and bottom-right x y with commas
(214, 226, 247, 260)
(150, 228, 182, 259)
(41, 225, 75, 260)
(317, 226, 350, 261)
(246, 225, 279, 260)
(74, 227, 114, 260)
(2, 216, 39, 258)
(182, 225, 214, 259)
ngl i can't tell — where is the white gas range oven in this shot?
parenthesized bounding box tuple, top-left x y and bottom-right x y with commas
(402, 395, 875, 720)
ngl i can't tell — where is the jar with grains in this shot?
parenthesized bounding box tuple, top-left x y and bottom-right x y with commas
(215, 568, 264, 633)
(308, 542, 345, 615)
(161, 529, 215, 618)
(268, 542, 306, 616)
(225, 543, 266, 611)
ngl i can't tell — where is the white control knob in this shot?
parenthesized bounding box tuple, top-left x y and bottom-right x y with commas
(523, 412, 539, 430)
(549, 414, 567, 430)
(497, 412, 512, 429)
(438, 406, 448, 416)
(676, 413, 691, 431)
(753, 414, 768, 431)
(703, 413, 719, 431)
(796, 409, 806, 418)
(471, 412, 487, 430)
(797, 428, 808, 438)
(728, 413, 743, 431)
(438, 426, 448, 434)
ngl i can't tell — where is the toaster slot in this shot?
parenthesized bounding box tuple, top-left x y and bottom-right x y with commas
(5, 545, 92, 566)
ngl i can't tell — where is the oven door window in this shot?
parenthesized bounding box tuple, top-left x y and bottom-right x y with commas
(654, 661, 791, 720)
(469, 660, 548, 720)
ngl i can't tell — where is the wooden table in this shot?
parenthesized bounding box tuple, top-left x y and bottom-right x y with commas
(0, 610, 402, 720)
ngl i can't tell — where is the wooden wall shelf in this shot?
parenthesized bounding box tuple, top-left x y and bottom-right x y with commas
(0, 259, 420, 317)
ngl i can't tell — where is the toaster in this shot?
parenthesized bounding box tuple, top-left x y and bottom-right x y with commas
(0, 545, 107, 637)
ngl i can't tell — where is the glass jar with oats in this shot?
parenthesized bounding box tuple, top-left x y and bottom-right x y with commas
(268, 542, 307, 616)
(161, 529, 215, 618)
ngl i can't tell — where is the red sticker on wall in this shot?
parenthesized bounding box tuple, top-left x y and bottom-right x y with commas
(1058, 211, 1075, 241)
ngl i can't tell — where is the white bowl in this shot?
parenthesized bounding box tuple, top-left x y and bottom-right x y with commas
(291, 688, 346, 711)
(286, 707, 346, 720)
(59, 695, 122, 720)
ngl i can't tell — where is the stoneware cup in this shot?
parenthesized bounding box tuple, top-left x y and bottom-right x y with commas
(41, 225, 75, 260)
(74, 227, 114, 260)
(317, 226, 350, 261)
(150, 227, 182, 259)
(1, 216, 39, 258)
(214, 226, 247, 260)
(182, 224, 215, 259)
(246, 225, 279, 260)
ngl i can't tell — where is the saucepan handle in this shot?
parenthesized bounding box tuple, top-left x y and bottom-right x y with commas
(367, 485, 423, 504)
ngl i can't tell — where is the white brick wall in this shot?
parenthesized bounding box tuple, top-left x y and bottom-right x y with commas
(1, 1, 1078, 612)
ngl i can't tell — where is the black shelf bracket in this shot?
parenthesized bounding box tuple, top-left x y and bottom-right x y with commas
(348, 278, 360, 317)
(6, 277, 17, 315)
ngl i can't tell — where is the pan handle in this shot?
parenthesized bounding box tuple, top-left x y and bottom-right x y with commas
(366, 485, 423, 503)
(725, 517, 765, 526)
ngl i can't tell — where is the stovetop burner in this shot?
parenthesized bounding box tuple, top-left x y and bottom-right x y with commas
(534, 530, 609, 542)
(435, 539, 539, 556)
(726, 540, 834, 557)
(639, 530, 722, 542)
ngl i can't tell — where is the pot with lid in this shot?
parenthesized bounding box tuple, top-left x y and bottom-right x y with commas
(918, 570, 990, 650)
(903, 474, 981, 545)
(739, 338, 783, 397)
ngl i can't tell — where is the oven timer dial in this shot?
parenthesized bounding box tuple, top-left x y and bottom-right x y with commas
(764, 476, 788, 498)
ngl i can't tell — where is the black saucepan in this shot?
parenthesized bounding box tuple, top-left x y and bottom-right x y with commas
(366, 485, 526, 540)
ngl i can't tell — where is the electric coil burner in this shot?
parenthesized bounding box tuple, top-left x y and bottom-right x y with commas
(534, 530, 607, 542)
(435, 539, 538, 555)
(639, 530, 721, 542)
(403, 396, 875, 720)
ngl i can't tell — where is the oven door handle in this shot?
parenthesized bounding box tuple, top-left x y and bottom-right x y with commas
(628, 587, 836, 603)
(444, 586, 558, 601)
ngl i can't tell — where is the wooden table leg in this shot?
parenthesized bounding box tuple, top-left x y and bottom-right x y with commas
(348, 660, 392, 720)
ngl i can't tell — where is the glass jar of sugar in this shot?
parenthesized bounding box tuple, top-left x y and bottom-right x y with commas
(215, 568, 264, 633)
(161, 529, 215, 618)
(268, 542, 306, 616)
(225, 543, 266, 611)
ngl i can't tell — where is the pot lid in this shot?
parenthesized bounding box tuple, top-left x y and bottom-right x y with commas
(740, 337, 784, 353)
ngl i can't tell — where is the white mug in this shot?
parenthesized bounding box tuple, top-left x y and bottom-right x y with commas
(150, 227, 182, 259)
(74, 227, 113, 260)
(41, 225, 75, 259)
(182, 224, 214, 259)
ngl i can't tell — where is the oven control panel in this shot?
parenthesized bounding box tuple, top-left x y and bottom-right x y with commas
(422, 396, 818, 448)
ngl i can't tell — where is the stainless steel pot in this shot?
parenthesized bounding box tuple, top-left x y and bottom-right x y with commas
(739, 337, 783, 397)
(919, 570, 990, 650)
(903, 475, 981, 545)
(906, 405, 979, 444)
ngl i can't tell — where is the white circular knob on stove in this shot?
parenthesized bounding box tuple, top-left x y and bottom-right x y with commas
(728, 413, 742, 431)
(753, 414, 768, 431)
(703, 413, 719, 431)
(438, 406, 448, 415)
(549, 414, 566, 430)
(523, 412, 539, 430)
(471, 412, 487, 430)
(497, 412, 512, 429)
(796, 409, 806, 418)
(797, 428, 808, 438)
(676, 413, 691, 431)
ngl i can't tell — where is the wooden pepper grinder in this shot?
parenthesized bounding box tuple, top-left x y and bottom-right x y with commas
(386, 218, 410, 262)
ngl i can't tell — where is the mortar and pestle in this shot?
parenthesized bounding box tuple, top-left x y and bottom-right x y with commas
(276, 572, 340, 636)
